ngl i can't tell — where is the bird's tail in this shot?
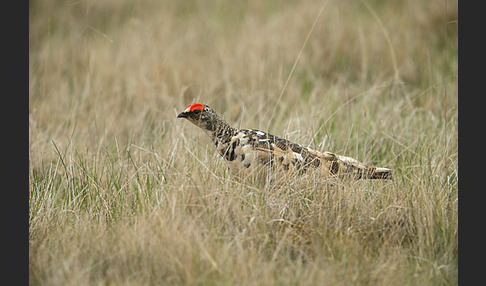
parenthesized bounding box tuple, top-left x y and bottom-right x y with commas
(324, 152, 392, 180)
(366, 167, 393, 180)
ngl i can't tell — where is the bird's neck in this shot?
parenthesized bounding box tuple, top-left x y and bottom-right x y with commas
(201, 116, 237, 146)
(210, 125, 237, 147)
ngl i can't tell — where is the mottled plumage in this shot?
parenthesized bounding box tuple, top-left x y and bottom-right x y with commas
(177, 103, 391, 183)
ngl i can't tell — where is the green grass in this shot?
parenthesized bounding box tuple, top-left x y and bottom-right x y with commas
(29, 0, 457, 285)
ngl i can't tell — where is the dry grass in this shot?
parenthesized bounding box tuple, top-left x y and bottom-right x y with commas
(29, 0, 458, 285)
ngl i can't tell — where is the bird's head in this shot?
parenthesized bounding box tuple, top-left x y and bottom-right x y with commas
(177, 103, 221, 131)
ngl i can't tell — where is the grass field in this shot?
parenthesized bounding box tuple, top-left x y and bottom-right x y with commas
(29, 0, 458, 285)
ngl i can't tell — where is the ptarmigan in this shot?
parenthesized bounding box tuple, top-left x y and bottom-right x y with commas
(177, 102, 392, 183)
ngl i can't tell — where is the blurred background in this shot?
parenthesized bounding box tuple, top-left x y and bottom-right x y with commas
(29, 0, 457, 156)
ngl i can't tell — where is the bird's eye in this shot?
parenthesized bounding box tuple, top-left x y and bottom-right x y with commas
(193, 109, 201, 114)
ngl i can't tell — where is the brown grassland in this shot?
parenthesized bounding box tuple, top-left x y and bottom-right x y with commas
(29, 0, 458, 285)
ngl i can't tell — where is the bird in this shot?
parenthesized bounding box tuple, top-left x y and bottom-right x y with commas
(177, 102, 392, 184)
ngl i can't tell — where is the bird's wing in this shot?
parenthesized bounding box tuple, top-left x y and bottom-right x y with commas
(225, 128, 391, 180)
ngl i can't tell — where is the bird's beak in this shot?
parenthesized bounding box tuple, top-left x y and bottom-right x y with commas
(177, 112, 188, 118)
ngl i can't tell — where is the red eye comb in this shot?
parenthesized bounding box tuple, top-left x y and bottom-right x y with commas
(187, 103, 204, 112)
